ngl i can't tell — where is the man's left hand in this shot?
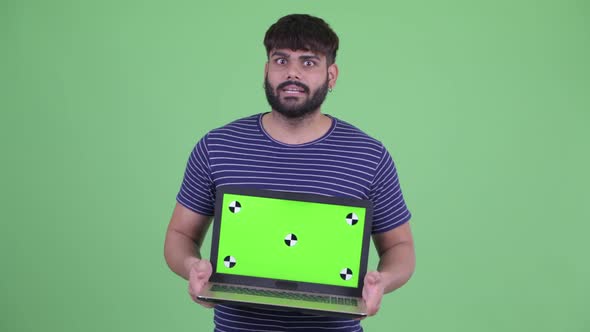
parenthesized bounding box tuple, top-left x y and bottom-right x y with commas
(362, 271, 385, 317)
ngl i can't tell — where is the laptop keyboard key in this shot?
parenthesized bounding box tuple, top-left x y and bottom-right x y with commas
(211, 285, 357, 306)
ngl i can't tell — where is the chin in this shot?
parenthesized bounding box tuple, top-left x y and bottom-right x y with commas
(275, 108, 318, 119)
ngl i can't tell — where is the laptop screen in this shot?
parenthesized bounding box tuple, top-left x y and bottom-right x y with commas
(213, 189, 370, 288)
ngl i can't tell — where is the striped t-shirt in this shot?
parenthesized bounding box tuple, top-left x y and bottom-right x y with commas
(177, 113, 411, 332)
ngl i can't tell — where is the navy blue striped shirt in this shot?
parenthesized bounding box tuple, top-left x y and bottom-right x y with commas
(177, 113, 411, 331)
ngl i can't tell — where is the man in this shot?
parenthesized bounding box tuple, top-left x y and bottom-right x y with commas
(164, 14, 415, 331)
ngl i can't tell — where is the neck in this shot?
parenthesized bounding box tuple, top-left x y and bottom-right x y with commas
(262, 110, 332, 145)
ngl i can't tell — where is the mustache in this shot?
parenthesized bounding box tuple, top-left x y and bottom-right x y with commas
(276, 80, 310, 93)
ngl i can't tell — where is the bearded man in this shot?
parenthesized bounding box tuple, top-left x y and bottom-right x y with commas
(164, 14, 415, 332)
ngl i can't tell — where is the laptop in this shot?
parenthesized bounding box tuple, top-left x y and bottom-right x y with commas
(197, 185, 373, 318)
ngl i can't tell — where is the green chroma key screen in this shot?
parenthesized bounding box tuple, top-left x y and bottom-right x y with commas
(217, 193, 367, 287)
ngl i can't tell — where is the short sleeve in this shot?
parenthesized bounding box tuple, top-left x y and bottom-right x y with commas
(369, 145, 412, 233)
(176, 135, 215, 216)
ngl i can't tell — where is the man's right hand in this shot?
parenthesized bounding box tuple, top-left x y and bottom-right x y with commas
(186, 258, 215, 308)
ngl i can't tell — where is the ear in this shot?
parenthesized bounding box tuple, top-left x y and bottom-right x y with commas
(264, 61, 269, 78)
(328, 63, 339, 89)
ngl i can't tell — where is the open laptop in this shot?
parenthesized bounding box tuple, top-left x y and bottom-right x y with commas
(197, 185, 373, 318)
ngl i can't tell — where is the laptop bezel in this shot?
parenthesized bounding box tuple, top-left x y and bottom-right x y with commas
(209, 185, 373, 298)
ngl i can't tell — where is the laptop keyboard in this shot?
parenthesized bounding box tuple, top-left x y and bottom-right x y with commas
(211, 284, 358, 306)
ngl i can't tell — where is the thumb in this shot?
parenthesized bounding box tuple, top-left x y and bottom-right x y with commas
(362, 271, 381, 299)
(362, 271, 384, 316)
(194, 259, 213, 280)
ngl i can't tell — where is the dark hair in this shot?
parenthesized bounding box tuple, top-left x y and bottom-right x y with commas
(264, 14, 339, 65)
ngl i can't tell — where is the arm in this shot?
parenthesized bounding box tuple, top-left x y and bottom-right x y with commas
(164, 202, 215, 307)
(362, 222, 415, 316)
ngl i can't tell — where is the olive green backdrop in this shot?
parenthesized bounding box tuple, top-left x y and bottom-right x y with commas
(1, 0, 588, 331)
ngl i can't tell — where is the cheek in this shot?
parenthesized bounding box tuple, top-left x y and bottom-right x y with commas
(310, 73, 328, 87)
(266, 72, 284, 86)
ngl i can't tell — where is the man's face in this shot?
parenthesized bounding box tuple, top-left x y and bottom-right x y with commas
(264, 49, 338, 119)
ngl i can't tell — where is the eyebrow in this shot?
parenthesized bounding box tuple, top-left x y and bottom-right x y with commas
(300, 55, 321, 61)
(270, 51, 321, 61)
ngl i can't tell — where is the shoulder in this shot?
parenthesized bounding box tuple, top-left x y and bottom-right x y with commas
(208, 114, 261, 136)
(195, 114, 262, 146)
(328, 116, 386, 155)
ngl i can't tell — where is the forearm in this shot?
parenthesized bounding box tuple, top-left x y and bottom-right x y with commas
(377, 240, 415, 294)
(164, 229, 203, 280)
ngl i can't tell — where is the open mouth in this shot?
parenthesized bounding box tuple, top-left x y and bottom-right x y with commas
(277, 81, 309, 96)
(282, 85, 306, 94)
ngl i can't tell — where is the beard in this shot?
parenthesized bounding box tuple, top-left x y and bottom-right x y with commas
(264, 75, 329, 119)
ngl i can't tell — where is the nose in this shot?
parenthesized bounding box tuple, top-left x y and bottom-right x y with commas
(286, 62, 301, 81)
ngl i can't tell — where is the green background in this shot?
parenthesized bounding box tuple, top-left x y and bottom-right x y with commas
(2, 0, 589, 331)
(217, 194, 366, 287)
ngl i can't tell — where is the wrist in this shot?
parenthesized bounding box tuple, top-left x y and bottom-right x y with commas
(373, 270, 394, 292)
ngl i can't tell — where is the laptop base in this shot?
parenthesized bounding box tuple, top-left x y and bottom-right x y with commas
(197, 282, 368, 319)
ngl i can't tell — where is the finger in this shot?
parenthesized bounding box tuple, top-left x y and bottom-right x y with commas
(189, 277, 208, 294)
(365, 271, 381, 284)
(365, 291, 381, 316)
(362, 272, 378, 299)
(195, 260, 213, 277)
(196, 271, 209, 280)
(362, 272, 383, 316)
(190, 260, 212, 283)
(188, 291, 216, 308)
(189, 273, 208, 295)
(188, 281, 216, 308)
(197, 299, 216, 308)
(188, 260, 216, 308)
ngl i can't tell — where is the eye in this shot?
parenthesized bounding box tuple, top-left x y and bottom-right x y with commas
(275, 58, 287, 65)
(303, 60, 315, 67)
